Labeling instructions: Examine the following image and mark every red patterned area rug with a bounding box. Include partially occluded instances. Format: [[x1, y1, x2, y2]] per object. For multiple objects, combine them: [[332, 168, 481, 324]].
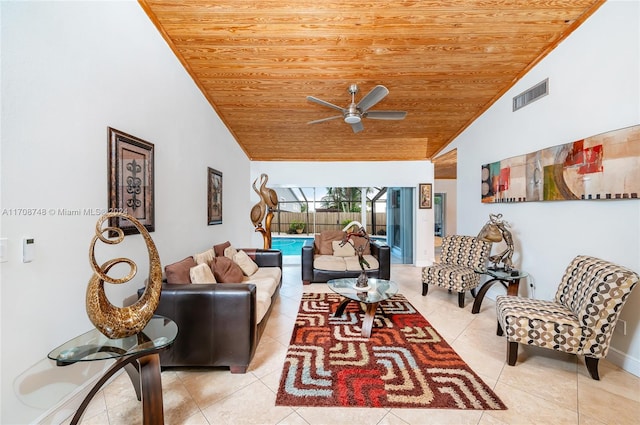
[[276, 293, 506, 410]]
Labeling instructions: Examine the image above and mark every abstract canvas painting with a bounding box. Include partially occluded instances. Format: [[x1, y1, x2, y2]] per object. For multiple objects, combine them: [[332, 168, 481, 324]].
[[481, 124, 639, 203]]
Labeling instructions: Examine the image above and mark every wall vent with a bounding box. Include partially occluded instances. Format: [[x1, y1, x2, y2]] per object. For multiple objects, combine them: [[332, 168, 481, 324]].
[[513, 78, 549, 111]]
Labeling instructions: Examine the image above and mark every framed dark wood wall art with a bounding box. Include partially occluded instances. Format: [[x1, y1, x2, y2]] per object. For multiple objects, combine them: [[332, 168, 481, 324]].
[[108, 127, 155, 235], [208, 167, 222, 225], [419, 183, 432, 209]]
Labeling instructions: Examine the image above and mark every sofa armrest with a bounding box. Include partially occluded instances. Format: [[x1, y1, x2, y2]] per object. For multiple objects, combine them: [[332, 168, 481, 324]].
[[138, 283, 257, 368], [301, 244, 315, 284], [240, 248, 282, 269], [371, 240, 391, 280]]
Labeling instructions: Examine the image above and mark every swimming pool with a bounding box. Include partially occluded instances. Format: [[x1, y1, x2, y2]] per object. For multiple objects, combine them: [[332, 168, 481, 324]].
[[272, 236, 387, 256], [271, 237, 313, 256]]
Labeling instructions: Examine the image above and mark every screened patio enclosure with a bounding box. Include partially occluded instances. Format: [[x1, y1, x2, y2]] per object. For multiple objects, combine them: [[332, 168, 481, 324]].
[[271, 187, 414, 264]]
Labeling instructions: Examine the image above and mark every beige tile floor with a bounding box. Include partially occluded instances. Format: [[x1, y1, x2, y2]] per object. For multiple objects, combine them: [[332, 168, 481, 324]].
[[73, 264, 640, 425]]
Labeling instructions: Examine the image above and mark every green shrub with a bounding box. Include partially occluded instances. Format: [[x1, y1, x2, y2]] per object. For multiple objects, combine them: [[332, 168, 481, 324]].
[[289, 221, 305, 233]]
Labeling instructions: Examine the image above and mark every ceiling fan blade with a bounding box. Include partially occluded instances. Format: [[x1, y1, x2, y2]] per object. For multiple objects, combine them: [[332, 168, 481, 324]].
[[357, 85, 389, 112], [307, 96, 345, 113], [364, 110, 407, 120], [350, 121, 364, 133], [308, 115, 342, 124]]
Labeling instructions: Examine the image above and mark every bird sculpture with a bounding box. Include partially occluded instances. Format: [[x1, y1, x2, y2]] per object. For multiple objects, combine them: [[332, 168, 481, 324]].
[[250, 173, 278, 249], [250, 175, 266, 228], [258, 173, 278, 248], [259, 173, 278, 210]]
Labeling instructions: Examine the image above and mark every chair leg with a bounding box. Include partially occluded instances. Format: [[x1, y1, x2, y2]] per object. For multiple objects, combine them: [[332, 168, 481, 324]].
[[422, 282, 428, 296], [507, 341, 518, 365], [458, 292, 465, 308], [497, 322, 504, 336], [585, 356, 600, 380]]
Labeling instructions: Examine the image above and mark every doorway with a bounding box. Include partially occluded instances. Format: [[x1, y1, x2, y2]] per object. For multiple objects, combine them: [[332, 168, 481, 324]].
[[434, 193, 446, 237], [386, 187, 414, 264]]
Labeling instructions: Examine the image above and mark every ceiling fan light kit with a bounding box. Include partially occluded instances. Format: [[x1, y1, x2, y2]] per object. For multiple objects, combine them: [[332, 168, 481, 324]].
[[344, 113, 361, 124], [307, 84, 406, 133]]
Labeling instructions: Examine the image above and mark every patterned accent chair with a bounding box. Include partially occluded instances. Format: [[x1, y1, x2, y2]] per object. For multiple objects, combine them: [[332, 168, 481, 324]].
[[496, 255, 639, 380], [421, 235, 493, 308]]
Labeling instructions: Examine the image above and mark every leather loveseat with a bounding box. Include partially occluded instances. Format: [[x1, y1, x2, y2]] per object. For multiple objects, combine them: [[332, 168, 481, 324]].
[[139, 247, 281, 373], [301, 230, 391, 284]]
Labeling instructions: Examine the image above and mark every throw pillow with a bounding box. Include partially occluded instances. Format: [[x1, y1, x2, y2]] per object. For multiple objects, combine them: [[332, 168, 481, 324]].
[[210, 256, 244, 283], [233, 249, 259, 276], [213, 241, 231, 258], [332, 240, 356, 257], [189, 263, 217, 284], [352, 237, 372, 255], [193, 248, 215, 265], [165, 256, 196, 284], [318, 230, 346, 255], [224, 245, 238, 260]]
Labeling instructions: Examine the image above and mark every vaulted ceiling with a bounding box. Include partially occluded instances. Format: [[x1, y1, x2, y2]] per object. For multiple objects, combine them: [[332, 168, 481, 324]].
[[140, 0, 604, 162]]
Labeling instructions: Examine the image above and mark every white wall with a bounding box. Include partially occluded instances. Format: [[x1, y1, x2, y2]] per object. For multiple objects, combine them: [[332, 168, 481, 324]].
[[250, 161, 436, 266], [447, 0, 640, 374], [1, 2, 252, 423], [434, 179, 457, 236]]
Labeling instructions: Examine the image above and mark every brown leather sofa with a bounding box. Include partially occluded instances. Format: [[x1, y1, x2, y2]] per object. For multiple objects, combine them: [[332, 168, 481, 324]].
[[301, 231, 391, 284], [139, 248, 281, 373]]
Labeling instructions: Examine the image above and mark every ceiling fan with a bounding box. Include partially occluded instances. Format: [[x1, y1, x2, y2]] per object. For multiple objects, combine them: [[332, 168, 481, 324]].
[[307, 84, 407, 133]]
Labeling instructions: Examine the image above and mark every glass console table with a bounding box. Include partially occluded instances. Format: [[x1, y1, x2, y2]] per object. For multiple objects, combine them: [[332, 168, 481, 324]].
[[327, 278, 398, 337], [48, 315, 177, 425], [472, 268, 529, 314]]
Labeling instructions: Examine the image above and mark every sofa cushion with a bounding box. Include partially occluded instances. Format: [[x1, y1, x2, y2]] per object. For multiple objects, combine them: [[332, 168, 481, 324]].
[[213, 241, 231, 258], [224, 245, 238, 260], [165, 256, 196, 284], [345, 254, 380, 272], [314, 230, 372, 256], [332, 240, 356, 257], [315, 230, 345, 255], [193, 248, 215, 265], [234, 250, 259, 276], [189, 263, 217, 284], [314, 255, 347, 272], [247, 267, 282, 286], [210, 256, 244, 283], [352, 237, 372, 255], [254, 288, 272, 323], [244, 267, 281, 323]]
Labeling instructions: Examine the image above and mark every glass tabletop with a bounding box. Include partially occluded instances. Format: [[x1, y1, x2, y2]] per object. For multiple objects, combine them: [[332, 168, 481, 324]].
[[327, 278, 398, 304], [48, 315, 177, 365], [483, 268, 529, 280]]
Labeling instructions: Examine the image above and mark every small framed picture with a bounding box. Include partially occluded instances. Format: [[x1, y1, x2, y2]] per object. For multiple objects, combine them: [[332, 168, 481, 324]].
[[208, 167, 222, 225], [108, 127, 155, 235], [419, 183, 432, 209]]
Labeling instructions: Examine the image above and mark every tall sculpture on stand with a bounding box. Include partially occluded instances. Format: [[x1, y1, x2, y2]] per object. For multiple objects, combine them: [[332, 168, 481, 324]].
[[478, 213, 515, 271], [250, 173, 278, 249]]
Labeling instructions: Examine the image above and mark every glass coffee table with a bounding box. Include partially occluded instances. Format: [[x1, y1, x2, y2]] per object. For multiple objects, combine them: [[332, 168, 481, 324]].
[[327, 278, 398, 337]]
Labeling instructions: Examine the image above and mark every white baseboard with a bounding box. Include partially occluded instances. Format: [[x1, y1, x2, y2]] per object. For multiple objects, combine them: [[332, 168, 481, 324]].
[[606, 346, 640, 377]]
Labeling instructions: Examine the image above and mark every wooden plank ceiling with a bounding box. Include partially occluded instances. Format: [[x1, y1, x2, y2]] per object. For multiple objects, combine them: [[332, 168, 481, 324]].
[[140, 0, 603, 162]]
